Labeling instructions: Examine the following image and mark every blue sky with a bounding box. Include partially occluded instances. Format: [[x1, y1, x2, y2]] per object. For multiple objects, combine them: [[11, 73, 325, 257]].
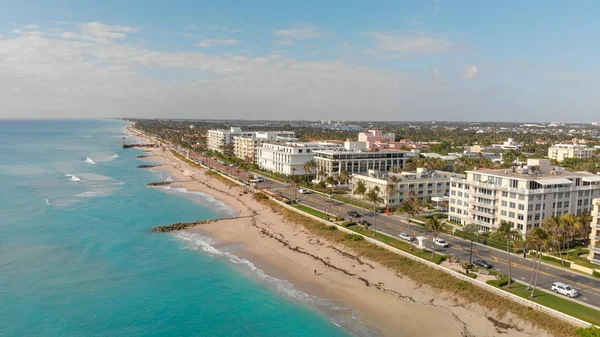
[[1, 0, 599, 121]]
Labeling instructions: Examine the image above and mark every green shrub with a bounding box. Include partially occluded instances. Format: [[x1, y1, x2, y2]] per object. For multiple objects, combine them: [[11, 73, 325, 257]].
[[342, 221, 357, 227], [540, 254, 572, 267], [574, 327, 600, 337], [253, 192, 269, 201], [343, 233, 364, 241], [594, 270, 600, 278]]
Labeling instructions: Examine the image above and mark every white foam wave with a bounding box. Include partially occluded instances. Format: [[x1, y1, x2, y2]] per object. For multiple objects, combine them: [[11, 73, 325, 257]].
[[45, 198, 50, 206], [110, 154, 119, 159], [157, 186, 236, 217], [65, 174, 81, 182], [84, 157, 96, 165], [174, 232, 378, 337]]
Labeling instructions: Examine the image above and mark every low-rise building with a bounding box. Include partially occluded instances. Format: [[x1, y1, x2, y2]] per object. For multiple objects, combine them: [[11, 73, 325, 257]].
[[589, 198, 600, 265], [493, 138, 523, 151], [358, 129, 396, 149], [350, 168, 464, 206], [548, 144, 593, 162], [255, 142, 341, 175], [448, 159, 600, 236], [313, 145, 412, 178], [233, 132, 297, 161]]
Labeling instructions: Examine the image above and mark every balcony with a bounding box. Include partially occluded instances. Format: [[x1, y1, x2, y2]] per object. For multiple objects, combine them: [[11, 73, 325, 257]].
[[591, 259, 600, 266]]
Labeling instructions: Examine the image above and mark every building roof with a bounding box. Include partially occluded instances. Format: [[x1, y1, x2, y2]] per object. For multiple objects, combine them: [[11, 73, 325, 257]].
[[467, 168, 596, 180], [534, 178, 574, 185]]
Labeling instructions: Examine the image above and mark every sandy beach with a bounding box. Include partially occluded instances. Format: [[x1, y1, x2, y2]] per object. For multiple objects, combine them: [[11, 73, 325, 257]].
[[140, 145, 553, 337]]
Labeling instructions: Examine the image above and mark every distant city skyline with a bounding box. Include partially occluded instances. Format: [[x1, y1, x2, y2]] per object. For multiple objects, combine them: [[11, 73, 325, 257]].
[[1, 1, 600, 122]]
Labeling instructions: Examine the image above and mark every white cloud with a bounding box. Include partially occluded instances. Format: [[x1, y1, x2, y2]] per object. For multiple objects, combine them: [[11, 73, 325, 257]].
[[273, 25, 326, 40], [464, 64, 479, 80], [79, 22, 139, 40], [363, 32, 453, 55], [275, 40, 295, 45], [196, 39, 240, 47], [61, 32, 77, 39], [432, 67, 441, 77], [24, 24, 40, 29], [12, 29, 45, 36]]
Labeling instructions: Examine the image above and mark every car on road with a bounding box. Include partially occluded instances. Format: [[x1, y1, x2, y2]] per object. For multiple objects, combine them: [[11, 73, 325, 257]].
[[551, 282, 578, 298], [433, 237, 449, 248], [473, 259, 492, 269], [298, 188, 312, 194], [347, 210, 362, 218], [398, 233, 414, 241], [359, 219, 371, 227]]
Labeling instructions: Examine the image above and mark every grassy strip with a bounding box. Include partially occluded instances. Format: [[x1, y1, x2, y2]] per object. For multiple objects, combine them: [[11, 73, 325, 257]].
[[254, 192, 580, 337], [491, 283, 600, 326], [170, 150, 203, 169], [292, 204, 328, 218], [204, 170, 239, 187]]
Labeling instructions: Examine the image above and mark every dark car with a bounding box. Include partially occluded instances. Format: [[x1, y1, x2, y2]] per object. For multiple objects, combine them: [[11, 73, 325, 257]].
[[473, 259, 492, 269], [359, 219, 371, 227], [347, 210, 357, 216]]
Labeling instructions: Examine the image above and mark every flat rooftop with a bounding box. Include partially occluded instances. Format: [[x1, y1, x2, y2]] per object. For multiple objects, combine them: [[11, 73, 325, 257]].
[[466, 168, 599, 180]]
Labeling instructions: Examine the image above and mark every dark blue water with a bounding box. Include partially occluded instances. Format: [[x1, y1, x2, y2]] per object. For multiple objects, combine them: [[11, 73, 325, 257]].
[[0, 120, 359, 337]]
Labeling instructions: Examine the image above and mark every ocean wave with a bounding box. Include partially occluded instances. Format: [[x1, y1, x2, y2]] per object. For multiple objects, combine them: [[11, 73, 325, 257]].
[[84, 157, 96, 165], [174, 232, 379, 337], [110, 154, 119, 159], [156, 186, 236, 217], [65, 174, 81, 182]]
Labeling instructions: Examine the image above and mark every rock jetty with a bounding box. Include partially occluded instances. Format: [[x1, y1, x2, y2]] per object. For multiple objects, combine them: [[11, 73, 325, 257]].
[[151, 220, 215, 232], [137, 155, 150, 158], [147, 181, 174, 186], [123, 143, 155, 149], [137, 164, 158, 168]]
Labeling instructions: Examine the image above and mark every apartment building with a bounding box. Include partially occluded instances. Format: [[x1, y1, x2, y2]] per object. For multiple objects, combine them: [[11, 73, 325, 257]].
[[357, 129, 396, 149], [255, 142, 341, 175], [232, 132, 297, 161], [548, 144, 594, 162], [207, 127, 294, 153], [589, 199, 600, 265], [350, 168, 464, 206], [313, 145, 411, 178], [448, 159, 600, 236]]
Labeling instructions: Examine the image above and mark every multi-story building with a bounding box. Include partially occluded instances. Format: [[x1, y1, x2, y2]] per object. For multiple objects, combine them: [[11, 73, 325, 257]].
[[350, 168, 464, 206], [233, 132, 296, 161], [358, 129, 396, 149], [207, 127, 294, 153], [548, 144, 593, 162], [313, 145, 411, 178], [255, 142, 341, 175], [492, 138, 523, 151], [589, 199, 600, 265], [448, 159, 600, 236]]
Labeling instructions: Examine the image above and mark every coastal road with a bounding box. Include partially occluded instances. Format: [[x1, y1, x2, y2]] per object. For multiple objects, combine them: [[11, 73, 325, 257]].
[[264, 182, 600, 311]]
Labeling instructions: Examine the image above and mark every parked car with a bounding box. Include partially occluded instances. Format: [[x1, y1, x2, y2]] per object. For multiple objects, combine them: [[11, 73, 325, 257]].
[[359, 219, 371, 227], [433, 237, 449, 248], [398, 233, 414, 241], [473, 259, 492, 269], [551, 282, 578, 298], [298, 188, 312, 194], [438, 208, 448, 212]]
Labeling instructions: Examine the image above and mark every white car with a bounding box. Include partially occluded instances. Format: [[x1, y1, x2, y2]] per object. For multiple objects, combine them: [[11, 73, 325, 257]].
[[551, 282, 578, 298], [398, 233, 414, 241], [298, 188, 311, 194], [433, 237, 449, 248]]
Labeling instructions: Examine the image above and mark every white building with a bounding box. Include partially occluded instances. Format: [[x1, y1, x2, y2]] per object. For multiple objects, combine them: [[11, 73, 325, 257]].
[[493, 138, 523, 151], [548, 144, 594, 162], [208, 127, 294, 153], [233, 132, 297, 161], [313, 145, 412, 178], [350, 168, 464, 206], [448, 159, 600, 236], [357, 129, 395, 149], [255, 142, 341, 175], [589, 198, 600, 265]]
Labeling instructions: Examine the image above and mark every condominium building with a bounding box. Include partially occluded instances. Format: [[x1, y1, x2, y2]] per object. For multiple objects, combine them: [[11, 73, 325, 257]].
[[350, 168, 464, 206], [448, 159, 600, 236], [589, 199, 600, 265], [207, 127, 294, 153], [313, 145, 411, 178], [357, 129, 396, 149], [255, 142, 341, 175], [233, 132, 297, 161], [548, 144, 594, 162]]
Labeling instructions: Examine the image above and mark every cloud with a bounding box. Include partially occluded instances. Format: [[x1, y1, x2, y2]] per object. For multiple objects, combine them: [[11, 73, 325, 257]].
[[24, 24, 40, 29], [0, 34, 3, 39], [12, 29, 45, 36], [432, 67, 441, 77], [186, 24, 199, 30], [79, 22, 139, 40], [275, 40, 295, 45], [273, 25, 326, 40], [61, 32, 77, 39], [196, 39, 240, 47], [464, 64, 479, 79], [363, 32, 453, 55]]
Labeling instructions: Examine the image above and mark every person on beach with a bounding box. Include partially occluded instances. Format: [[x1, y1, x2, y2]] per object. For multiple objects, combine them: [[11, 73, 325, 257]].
[[314, 269, 317, 276]]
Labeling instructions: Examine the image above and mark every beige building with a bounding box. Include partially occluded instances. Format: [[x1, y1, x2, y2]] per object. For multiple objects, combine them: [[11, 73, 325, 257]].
[[350, 168, 464, 206], [208, 127, 294, 153], [448, 159, 600, 236], [233, 132, 297, 161], [589, 199, 600, 265], [548, 144, 593, 162]]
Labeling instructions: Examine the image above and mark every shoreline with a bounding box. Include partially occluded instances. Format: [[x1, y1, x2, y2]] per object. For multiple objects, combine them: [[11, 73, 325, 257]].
[[139, 145, 550, 337]]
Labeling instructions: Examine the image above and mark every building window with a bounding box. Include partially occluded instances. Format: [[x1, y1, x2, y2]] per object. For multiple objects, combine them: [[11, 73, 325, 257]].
[[509, 202, 516, 208], [518, 204, 525, 210], [509, 212, 515, 218], [501, 210, 507, 216], [501, 200, 508, 207], [517, 214, 524, 220]]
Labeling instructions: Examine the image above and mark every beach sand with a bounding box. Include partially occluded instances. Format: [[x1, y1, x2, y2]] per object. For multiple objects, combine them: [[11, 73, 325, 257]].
[[142, 145, 552, 337]]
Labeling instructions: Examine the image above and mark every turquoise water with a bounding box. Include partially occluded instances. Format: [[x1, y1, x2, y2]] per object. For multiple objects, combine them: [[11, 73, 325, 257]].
[[0, 120, 367, 337]]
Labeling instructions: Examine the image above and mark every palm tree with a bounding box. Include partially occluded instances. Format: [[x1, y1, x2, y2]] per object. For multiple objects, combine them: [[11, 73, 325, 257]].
[[491, 221, 522, 288], [338, 170, 350, 187], [353, 180, 367, 211], [425, 216, 445, 258], [542, 216, 566, 266], [525, 227, 550, 298], [325, 176, 334, 193], [463, 223, 480, 264], [366, 186, 383, 237], [291, 168, 298, 201], [385, 181, 397, 207], [303, 160, 316, 184], [578, 211, 593, 243], [561, 213, 581, 250], [401, 196, 422, 251]]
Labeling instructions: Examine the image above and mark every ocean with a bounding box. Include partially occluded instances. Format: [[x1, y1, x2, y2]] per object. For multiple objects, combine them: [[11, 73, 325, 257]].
[[0, 120, 360, 337]]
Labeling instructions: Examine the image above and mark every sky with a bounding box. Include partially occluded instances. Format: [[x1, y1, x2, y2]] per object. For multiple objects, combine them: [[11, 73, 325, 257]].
[[1, 1, 599, 122]]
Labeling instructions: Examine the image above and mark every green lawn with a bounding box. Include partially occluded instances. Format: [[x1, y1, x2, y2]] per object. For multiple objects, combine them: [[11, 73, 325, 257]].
[[345, 224, 445, 264], [292, 204, 328, 219], [498, 283, 600, 326]]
